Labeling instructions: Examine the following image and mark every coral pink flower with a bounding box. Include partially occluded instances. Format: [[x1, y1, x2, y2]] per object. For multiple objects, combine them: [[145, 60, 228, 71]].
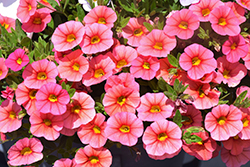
[[0, 58, 8, 80], [222, 34, 248, 63], [181, 105, 202, 129], [217, 55, 247, 87], [205, 104, 243, 141], [52, 21, 85, 52], [53, 158, 76, 167], [0, 14, 15, 32], [137, 92, 174, 122], [0, 100, 22, 133], [57, 49, 89, 82], [238, 108, 250, 140], [104, 73, 139, 92], [143, 119, 182, 156], [77, 113, 107, 148], [23, 59, 58, 89], [122, 17, 152, 47], [236, 0, 250, 10], [236, 86, 250, 99], [60, 127, 78, 137], [17, 0, 37, 23], [193, 71, 217, 84], [7, 137, 43, 166], [30, 111, 64, 141], [164, 9, 200, 40], [209, 5, 241, 36], [179, 43, 217, 80], [84, 6, 117, 28], [225, 2, 246, 24], [243, 44, 250, 70], [137, 29, 176, 57], [5, 48, 29, 71], [189, 0, 223, 22], [15, 82, 37, 115], [35, 82, 70, 115], [62, 92, 95, 129], [130, 55, 160, 80], [148, 148, 181, 160], [21, 9, 51, 33], [53, 49, 73, 64], [105, 112, 143, 146], [80, 23, 113, 54], [182, 131, 217, 160], [74, 145, 112, 167], [82, 53, 115, 86], [222, 135, 250, 155], [103, 84, 140, 116], [1, 86, 14, 100]]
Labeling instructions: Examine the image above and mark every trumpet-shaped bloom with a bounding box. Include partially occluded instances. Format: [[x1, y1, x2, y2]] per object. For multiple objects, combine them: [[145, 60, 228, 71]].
[[179, 43, 217, 80], [222, 135, 250, 155], [143, 120, 182, 156], [77, 113, 107, 148], [17, 0, 37, 23], [205, 104, 243, 141], [23, 59, 58, 89], [75, 145, 112, 167], [0, 58, 8, 80], [0, 100, 22, 133], [35, 82, 70, 115], [57, 49, 89, 82], [105, 112, 143, 146], [236, 0, 250, 10], [54, 49, 73, 64], [103, 84, 140, 116], [60, 127, 78, 137], [7, 138, 43, 166], [53, 158, 76, 167], [243, 44, 250, 70], [0, 14, 15, 32], [137, 29, 176, 57], [80, 23, 113, 54], [209, 5, 241, 36], [84, 6, 117, 28], [1, 86, 14, 100], [238, 108, 250, 140], [5, 48, 29, 71], [137, 92, 174, 122], [225, 2, 246, 24], [181, 104, 202, 129], [52, 21, 85, 52], [164, 9, 200, 40]]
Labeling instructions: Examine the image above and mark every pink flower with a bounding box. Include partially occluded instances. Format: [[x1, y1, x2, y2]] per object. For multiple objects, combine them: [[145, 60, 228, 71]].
[[143, 119, 182, 156], [137, 92, 174, 122], [205, 104, 243, 141], [52, 21, 85, 52], [236, 0, 250, 10], [179, 43, 217, 80], [17, 0, 37, 23], [137, 29, 176, 57], [0, 100, 22, 133], [23, 59, 58, 89], [53, 49, 72, 64], [60, 127, 78, 137], [35, 82, 70, 115], [105, 112, 143, 146], [84, 6, 117, 28], [209, 5, 241, 36], [53, 158, 76, 167], [225, 2, 246, 24], [164, 9, 200, 39], [57, 49, 89, 82], [103, 84, 140, 116], [148, 148, 181, 160], [130, 55, 160, 80], [0, 14, 15, 32], [181, 104, 202, 129], [222, 135, 250, 155], [74, 145, 112, 167], [77, 113, 107, 148], [243, 44, 250, 70], [7, 138, 43, 166], [1, 86, 14, 100], [5, 48, 29, 71], [80, 23, 113, 54], [0, 58, 8, 80], [238, 108, 250, 140]]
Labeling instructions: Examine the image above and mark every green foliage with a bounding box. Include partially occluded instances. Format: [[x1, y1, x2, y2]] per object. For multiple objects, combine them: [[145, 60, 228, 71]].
[[167, 54, 179, 68], [77, 4, 85, 22], [143, 22, 154, 32], [173, 109, 182, 128], [234, 90, 250, 108], [197, 26, 210, 40], [182, 126, 204, 144]]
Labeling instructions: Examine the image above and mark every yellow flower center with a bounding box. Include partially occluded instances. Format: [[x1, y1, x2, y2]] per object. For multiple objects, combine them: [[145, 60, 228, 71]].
[[150, 105, 161, 113], [198, 86, 205, 98], [192, 57, 201, 66], [223, 69, 230, 79], [217, 116, 227, 125], [201, 8, 210, 17], [233, 135, 239, 140], [98, 17, 106, 24], [93, 125, 101, 134], [231, 43, 237, 50], [178, 21, 188, 29], [197, 141, 203, 145], [44, 119, 52, 126], [153, 42, 163, 50], [117, 96, 126, 105], [157, 132, 168, 141], [94, 68, 105, 78], [0, 70, 2, 76], [37, 72, 47, 80], [16, 58, 22, 65], [91, 35, 101, 44], [72, 62, 80, 71], [28, 4, 32, 11], [133, 28, 143, 36], [116, 59, 127, 68], [33, 18, 42, 25], [218, 18, 227, 26], [242, 117, 249, 127], [66, 34, 76, 43], [71, 105, 81, 114], [119, 125, 130, 133], [48, 94, 57, 102], [89, 156, 99, 164], [143, 62, 150, 69], [9, 111, 16, 119], [43, 0, 48, 3], [29, 89, 38, 99], [182, 116, 193, 125], [241, 0, 246, 5], [21, 147, 32, 156], [1, 23, 9, 29]]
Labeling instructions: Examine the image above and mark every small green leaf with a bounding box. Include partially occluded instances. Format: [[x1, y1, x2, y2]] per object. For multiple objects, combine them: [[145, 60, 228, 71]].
[[47, 0, 59, 9], [21, 37, 32, 48], [167, 54, 179, 67], [68, 88, 76, 98], [61, 82, 67, 90], [77, 4, 85, 22], [158, 77, 168, 91], [173, 109, 182, 128], [143, 22, 153, 32], [234, 90, 248, 106], [173, 78, 180, 92], [190, 135, 202, 143], [120, 17, 130, 28]]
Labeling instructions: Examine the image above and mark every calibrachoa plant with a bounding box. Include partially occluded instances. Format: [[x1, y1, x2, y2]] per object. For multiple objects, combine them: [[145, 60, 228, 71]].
[[1, 0, 250, 167]]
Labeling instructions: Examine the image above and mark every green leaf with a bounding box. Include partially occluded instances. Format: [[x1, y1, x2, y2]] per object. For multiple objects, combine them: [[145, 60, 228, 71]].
[[173, 109, 182, 128], [143, 22, 153, 32], [68, 88, 76, 98], [234, 90, 248, 106], [61, 81, 67, 90], [173, 78, 180, 92], [163, 91, 177, 101], [117, 0, 134, 12], [120, 17, 130, 28], [158, 77, 168, 91], [167, 54, 179, 67], [186, 126, 204, 133], [21, 37, 32, 48], [47, 0, 59, 9], [190, 135, 202, 143], [77, 4, 85, 22]]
